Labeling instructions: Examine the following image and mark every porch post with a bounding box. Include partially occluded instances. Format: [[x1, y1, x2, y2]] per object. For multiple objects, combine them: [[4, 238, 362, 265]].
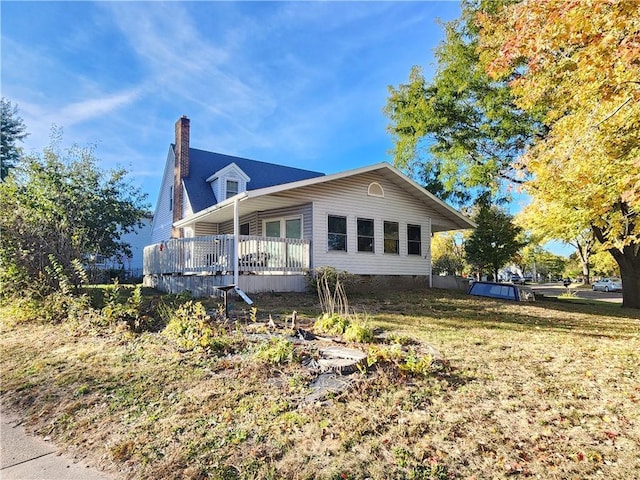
[[233, 197, 239, 286]]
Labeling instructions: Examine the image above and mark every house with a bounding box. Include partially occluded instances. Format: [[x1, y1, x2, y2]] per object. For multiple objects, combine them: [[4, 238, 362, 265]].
[[87, 214, 152, 282], [144, 116, 475, 297]]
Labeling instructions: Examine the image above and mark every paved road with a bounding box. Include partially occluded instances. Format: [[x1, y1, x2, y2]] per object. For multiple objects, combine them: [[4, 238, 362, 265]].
[[531, 283, 623, 304], [1, 406, 114, 480]]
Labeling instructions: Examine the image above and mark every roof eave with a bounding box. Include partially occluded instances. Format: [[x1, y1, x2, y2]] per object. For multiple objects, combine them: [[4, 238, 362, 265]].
[[174, 192, 249, 228]]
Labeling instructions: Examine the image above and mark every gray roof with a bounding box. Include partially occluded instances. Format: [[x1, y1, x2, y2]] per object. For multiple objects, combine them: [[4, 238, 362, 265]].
[[181, 147, 325, 212]]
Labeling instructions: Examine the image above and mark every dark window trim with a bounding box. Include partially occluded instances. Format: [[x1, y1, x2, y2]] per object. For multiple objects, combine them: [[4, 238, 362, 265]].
[[357, 217, 375, 253], [328, 214, 347, 252], [384, 220, 399, 254], [407, 224, 422, 256]]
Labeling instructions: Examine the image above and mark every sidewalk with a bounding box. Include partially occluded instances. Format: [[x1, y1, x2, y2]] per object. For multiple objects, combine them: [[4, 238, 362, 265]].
[[1, 406, 114, 480]]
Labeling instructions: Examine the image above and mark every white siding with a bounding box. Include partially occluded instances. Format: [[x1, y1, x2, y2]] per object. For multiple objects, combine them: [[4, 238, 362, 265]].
[[183, 186, 193, 217], [151, 148, 176, 243], [122, 218, 152, 272], [278, 172, 433, 276], [195, 222, 219, 236]]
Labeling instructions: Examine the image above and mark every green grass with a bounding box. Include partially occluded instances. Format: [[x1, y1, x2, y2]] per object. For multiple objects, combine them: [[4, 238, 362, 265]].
[[1, 288, 639, 479]]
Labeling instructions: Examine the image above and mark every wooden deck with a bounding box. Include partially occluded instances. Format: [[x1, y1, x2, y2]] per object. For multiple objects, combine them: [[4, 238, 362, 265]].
[[143, 235, 310, 276], [143, 235, 310, 296]]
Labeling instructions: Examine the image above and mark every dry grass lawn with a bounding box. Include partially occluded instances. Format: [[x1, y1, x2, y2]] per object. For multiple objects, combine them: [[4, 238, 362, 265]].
[[1, 288, 639, 479]]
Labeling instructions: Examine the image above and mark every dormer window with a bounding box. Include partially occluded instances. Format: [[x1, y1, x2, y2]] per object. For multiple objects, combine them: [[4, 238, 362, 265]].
[[206, 162, 250, 204], [226, 180, 239, 199]]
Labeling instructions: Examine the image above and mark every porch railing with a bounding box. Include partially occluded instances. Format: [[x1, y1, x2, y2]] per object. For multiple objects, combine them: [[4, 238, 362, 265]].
[[143, 235, 310, 275]]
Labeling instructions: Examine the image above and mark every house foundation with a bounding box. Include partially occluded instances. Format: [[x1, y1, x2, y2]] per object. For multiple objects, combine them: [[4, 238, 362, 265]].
[[143, 273, 308, 298]]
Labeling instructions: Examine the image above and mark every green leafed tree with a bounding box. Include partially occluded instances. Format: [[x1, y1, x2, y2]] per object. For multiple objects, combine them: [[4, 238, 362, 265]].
[[1, 98, 29, 180], [515, 205, 596, 284], [465, 203, 525, 281], [516, 241, 568, 283], [478, 0, 640, 307], [431, 232, 467, 276], [383, 0, 542, 206], [0, 132, 149, 296]]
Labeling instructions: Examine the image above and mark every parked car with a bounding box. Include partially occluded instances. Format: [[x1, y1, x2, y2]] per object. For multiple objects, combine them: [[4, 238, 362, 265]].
[[468, 281, 535, 302], [591, 278, 622, 292], [510, 274, 525, 285]]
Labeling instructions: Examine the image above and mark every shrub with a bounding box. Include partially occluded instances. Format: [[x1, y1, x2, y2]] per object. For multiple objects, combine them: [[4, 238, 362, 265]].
[[366, 344, 434, 377], [164, 301, 234, 354], [101, 281, 152, 332], [314, 313, 349, 335], [0, 295, 41, 324], [314, 312, 374, 343], [253, 337, 296, 364], [366, 344, 405, 367], [307, 266, 353, 292], [343, 317, 374, 343], [311, 267, 354, 317], [399, 348, 434, 377], [41, 291, 93, 324]]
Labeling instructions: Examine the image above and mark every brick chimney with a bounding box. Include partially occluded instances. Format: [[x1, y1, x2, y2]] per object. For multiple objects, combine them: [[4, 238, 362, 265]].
[[172, 115, 190, 238]]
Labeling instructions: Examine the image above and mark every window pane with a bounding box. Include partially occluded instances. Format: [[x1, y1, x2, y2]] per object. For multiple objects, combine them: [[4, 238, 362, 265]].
[[226, 180, 239, 199], [357, 218, 374, 252], [384, 221, 398, 238], [328, 215, 346, 234], [407, 224, 421, 256], [328, 215, 347, 251], [328, 233, 347, 251], [285, 218, 301, 239], [265, 220, 280, 237], [240, 223, 250, 235], [357, 218, 374, 237], [384, 221, 399, 254], [407, 224, 421, 241], [358, 236, 374, 252]]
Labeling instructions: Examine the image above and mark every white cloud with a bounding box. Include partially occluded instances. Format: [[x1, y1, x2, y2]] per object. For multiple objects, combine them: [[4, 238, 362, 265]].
[[2, 0, 459, 206], [60, 89, 142, 127]]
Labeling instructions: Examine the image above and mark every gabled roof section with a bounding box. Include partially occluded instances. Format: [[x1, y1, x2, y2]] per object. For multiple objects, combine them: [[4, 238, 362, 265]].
[[206, 162, 251, 183], [182, 147, 325, 213], [176, 162, 476, 232]]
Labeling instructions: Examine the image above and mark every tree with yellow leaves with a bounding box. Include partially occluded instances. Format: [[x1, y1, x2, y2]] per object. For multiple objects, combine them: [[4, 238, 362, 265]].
[[479, 0, 640, 308]]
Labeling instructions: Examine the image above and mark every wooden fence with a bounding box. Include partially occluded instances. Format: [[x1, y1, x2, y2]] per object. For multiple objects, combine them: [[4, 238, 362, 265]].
[[143, 235, 310, 276]]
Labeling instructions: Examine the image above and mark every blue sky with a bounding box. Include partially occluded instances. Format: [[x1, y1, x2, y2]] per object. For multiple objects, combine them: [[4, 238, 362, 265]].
[[2, 1, 461, 200], [1, 1, 571, 256]]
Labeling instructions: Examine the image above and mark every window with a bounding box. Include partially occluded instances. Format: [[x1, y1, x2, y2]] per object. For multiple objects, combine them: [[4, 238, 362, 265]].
[[328, 215, 347, 251], [207, 164, 250, 202], [384, 221, 399, 254], [226, 179, 239, 199], [357, 218, 374, 252], [265, 220, 281, 238], [407, 224, 421, 256], [286, 218, 301, 239], [169, 186, 173, 211], [240, 222, 250, 235], [264, 216, 302, 239]]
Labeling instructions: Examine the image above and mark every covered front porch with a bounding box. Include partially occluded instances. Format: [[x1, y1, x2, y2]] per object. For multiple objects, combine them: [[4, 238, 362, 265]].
[[143, 235, 311, 297]]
